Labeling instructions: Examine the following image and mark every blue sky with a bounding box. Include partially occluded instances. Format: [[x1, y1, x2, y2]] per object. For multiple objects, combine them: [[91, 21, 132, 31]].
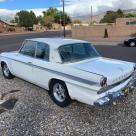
[[0, 0, 60, 10], [0, 0, 136, 17]]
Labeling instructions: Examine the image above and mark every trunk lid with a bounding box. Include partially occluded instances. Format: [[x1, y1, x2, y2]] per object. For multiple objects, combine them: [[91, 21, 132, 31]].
[[73, 57, 134, 85]]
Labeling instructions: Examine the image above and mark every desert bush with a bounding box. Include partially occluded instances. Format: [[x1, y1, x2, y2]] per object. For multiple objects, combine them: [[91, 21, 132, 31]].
[[131, 33, 136, 37], [7, 27, 16, 32]]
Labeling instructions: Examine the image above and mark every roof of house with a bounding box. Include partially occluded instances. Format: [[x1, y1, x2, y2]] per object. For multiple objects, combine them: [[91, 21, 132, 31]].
[[0, 19, 16, 26], [0, 19, 10, 25]]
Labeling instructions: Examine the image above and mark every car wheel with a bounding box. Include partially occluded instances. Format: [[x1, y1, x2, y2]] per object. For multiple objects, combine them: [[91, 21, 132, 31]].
[[129, 41, 136, 47], [49, 80, 71, 107], [2, 63, 15, 79]]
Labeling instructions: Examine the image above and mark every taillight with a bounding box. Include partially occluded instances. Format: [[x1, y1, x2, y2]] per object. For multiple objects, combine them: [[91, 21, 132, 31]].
[[100, 77, 107, 87]]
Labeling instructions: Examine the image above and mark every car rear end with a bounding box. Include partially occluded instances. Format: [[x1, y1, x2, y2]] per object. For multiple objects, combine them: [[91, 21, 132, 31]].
[[124, 38, 136, 47], [94, 64, 136, 106]]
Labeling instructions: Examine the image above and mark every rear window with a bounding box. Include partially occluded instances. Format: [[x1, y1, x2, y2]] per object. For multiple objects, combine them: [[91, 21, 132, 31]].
[[59, 43, 100, 63]]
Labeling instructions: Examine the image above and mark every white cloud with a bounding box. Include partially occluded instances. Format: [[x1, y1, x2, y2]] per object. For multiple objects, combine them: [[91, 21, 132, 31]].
[[63, 0, 136, 16], [0, 9, 18, 17], [0, 0, 136, 19], [0, 8, 46, 18], [28, 8, 47, 16]]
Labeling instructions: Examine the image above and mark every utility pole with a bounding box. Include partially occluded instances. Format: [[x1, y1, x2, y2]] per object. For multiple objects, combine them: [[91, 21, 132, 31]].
[[62, 0, 66, 37], [60, 13, 62, 37], [90, 5, 93, 25]]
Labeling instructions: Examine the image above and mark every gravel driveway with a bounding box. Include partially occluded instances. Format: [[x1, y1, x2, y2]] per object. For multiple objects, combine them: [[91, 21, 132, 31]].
[[0, 69, 136, 136]]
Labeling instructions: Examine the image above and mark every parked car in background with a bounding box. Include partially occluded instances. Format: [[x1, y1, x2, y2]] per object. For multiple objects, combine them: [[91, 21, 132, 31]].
[[24, 27, 33, 31], [124, 37, 136, 47], [0, 38, 136, 107]]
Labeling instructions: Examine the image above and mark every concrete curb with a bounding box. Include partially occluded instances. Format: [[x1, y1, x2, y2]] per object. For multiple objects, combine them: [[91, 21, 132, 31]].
[[92, 42, 123, 46], [0, 30, 65, 36], [0, 31, 45, 36]]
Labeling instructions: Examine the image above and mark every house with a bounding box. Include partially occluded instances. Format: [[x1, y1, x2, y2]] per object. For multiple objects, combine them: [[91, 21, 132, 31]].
[[33, 23, 46, 31], [0, 19, 16, 33], [0, 19, 10, 32], [52, 23, 72, 30], [52, 23, 61, 30], [116, 18, 136, 26]]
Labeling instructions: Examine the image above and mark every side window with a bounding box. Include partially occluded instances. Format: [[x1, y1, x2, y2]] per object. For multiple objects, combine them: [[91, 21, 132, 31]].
[[35, 42, 49, 61], [20, 40, 36, 57]]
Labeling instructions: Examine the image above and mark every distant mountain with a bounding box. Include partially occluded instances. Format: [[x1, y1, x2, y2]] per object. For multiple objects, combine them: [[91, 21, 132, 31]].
[[124, 8, 136, 13], [72, 8, 136, 23], [72, 13, 105, 23], [0, 15, 14, 23]]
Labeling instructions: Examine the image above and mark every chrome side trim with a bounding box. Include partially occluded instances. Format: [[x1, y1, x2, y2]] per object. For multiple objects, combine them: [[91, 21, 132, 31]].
[[3, 56, 98, 86]]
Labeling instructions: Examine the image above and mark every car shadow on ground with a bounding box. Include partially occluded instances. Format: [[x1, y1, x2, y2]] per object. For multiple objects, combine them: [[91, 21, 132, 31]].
[[0, 74, 135, 135]]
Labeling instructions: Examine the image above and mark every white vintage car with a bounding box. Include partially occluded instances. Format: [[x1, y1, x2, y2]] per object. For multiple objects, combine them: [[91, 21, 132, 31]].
[[0, 38, 136, 107]]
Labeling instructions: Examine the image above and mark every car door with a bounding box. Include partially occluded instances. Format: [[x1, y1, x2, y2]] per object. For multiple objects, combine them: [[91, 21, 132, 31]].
[[12, 40, 36, 82], [32, 42, 51, 89]]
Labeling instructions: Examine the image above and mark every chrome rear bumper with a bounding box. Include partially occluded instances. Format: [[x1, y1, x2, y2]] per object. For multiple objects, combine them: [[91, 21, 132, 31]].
[[94, 75, 136, 106]]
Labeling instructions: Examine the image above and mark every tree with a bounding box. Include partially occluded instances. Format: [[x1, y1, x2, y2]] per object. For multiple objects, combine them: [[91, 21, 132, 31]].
[[73, 19, 82, 24], [37, 15, 44, 26], [100, 9, 125, 23], [44, 16, 54, 29], [54, 11, 72, 25], [15, 10, 38, 28], [30, 11, 38, 25], [125, 13, 136, 18], [100, 11, 117, 23], [43, 7, 58, 17], [117, 9, 124, 18], [42, 8, 58, 29], [10, 20, 16, 24], [42, 7, 71, 29]]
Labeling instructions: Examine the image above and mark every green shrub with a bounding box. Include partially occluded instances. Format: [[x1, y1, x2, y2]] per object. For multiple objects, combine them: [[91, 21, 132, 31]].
[[131, 33, 136, 37], [7, 27, 16, 32]]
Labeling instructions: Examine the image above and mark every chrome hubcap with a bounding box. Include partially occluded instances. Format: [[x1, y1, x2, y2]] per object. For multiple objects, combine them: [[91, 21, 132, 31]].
[[53, 83, 66, 102], [130, 42, 135, 47], [3, 65, 10, 77]]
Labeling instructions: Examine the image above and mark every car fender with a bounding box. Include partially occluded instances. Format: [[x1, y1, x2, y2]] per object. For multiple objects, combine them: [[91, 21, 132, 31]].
[[0, 56, 14, 74]]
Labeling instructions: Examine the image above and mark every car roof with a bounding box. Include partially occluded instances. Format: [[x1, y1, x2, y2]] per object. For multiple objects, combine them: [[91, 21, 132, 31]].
[[27, 38, 89, 49]]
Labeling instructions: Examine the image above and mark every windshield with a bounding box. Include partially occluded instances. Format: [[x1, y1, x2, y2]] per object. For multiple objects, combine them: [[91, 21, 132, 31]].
[[59, 43, 100, 63]]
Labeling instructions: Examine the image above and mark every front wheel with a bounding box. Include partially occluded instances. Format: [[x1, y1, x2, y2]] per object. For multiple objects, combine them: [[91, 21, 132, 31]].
[[129, 41, 136, 47], [2, 63, 15, 79], [49, 80, 71, 107]]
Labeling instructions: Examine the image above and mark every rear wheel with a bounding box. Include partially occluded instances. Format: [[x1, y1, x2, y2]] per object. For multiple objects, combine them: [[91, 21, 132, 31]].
[[49, 80, 71, 107], [2, 63, 15, 79], [129, 41, 136, 47]]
